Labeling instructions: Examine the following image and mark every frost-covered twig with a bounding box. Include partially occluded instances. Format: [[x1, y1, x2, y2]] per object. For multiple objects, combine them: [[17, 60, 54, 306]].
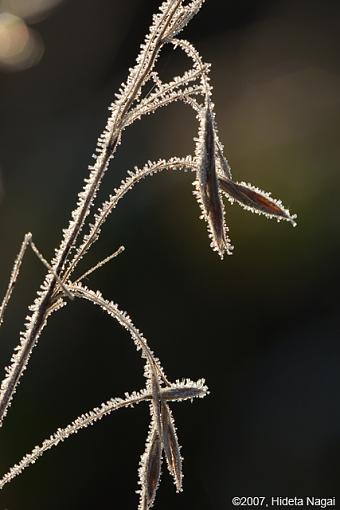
[[0, 233, 32, 328], [0, 391, 147, 491], [74, 245, 125, 284]]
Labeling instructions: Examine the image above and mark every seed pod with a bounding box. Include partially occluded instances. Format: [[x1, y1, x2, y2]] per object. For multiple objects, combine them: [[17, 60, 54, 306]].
[[219, 176, 297, 225], [161, 401, 183, 491], [139, 425, 162, 510], [194, 100, 232, 257], [161, 383, 208, 402]]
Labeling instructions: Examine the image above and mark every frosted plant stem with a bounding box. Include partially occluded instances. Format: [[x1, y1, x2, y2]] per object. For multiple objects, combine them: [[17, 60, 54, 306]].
[[0, 0, 186, 428], [0, 391, 149, 490], [0, 233, 32, 329], [73, 246, 125, 284]]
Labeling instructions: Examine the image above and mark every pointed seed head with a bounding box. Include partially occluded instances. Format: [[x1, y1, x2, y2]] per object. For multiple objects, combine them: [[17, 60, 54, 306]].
[[161, 401, 183, 492]]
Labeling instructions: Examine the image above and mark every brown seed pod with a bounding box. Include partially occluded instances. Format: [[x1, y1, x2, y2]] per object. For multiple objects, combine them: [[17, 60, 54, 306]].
[[139, 425, 162, 510], [219, 176, 297, 225], [194, 99, 232, 258], [161, 401, 183, 492]]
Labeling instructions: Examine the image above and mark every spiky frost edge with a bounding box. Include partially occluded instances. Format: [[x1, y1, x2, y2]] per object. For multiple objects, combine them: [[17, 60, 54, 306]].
[[0, 390, 148, 490], [220, 179, 297, 226], [0, 233, 32, 328], [161, 378, 208, 402]]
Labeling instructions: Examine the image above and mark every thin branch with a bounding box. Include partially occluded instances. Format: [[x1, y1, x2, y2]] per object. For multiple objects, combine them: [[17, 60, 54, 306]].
[[0, 390, 149, 491], [0, 233, 31, 329], [73, 246, 125, 284]]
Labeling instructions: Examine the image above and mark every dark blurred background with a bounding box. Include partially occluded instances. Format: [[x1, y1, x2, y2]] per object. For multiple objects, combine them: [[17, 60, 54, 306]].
[[1, 0, 340, 508]]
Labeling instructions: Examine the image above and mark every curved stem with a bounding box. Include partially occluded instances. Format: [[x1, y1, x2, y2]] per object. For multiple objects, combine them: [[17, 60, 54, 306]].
[[66, 158, 196, 281], [0, 391, 149, 490], [69, 284, 170, 386]]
